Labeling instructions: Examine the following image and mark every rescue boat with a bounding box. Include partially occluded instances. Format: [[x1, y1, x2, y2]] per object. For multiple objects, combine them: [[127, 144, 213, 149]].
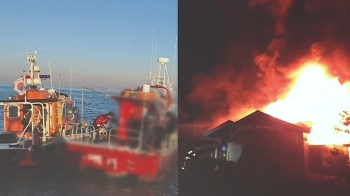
[[56, 57, 178, 182], [0, 51, 83, 167]]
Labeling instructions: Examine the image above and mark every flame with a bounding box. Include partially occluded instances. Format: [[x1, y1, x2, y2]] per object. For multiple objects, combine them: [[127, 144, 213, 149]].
[[263, 62, 350, 145]]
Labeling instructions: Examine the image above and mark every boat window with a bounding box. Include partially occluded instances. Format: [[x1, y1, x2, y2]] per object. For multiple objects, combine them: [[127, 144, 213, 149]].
[[63, 103, 74, 116], [8, 105, 19, 119], [72, 107, 79, 114]]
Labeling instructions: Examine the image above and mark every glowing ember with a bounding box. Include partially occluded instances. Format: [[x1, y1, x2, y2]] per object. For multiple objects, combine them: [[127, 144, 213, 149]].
[[263, 62, 350, 145]]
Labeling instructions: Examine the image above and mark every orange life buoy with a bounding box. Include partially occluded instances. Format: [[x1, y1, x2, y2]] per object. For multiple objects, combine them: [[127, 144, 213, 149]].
[[31, 106, 42, 128]]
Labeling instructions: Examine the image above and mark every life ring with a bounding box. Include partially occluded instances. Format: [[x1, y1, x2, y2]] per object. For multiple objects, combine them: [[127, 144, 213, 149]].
[[31, 106, 42, 128]]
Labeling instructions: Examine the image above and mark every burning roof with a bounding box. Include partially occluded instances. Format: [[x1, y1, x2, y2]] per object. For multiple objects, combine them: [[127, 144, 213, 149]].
[[204, 110, 310, 138], [181, 0, 350, 146], [181, 1, 349, 109], [203, 120, 235, 138]]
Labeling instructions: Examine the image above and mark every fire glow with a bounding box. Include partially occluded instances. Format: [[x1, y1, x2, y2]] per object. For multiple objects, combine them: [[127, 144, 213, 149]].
[[263, 62, 350, 145]]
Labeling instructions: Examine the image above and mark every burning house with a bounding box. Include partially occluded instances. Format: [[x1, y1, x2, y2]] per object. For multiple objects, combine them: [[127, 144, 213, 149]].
[[203, 120, 235, 160], [181, 0, 350, 175], [179, 0, 350, 194], [204, 110, 310, 176], [203, 108, 350, 177], [262, 65, 350, 174]]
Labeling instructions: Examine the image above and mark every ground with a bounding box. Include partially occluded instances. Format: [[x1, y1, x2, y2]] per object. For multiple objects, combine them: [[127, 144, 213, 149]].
[[178, 160, 350, 196]]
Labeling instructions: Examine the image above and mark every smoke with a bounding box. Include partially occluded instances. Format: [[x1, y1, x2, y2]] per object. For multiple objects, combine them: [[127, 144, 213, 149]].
[[178, 104, 189, 123], [248, 0, 294, 35], [186, 0, 350, 125], [310, 40, 350, 84], [302, 0, 350, 83], [188, 0, 294, 125], [188, 61, 291, 125]]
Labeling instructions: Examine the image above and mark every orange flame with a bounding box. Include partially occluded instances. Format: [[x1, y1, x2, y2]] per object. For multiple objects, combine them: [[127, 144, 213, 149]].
[[263, 62, 350, 145]]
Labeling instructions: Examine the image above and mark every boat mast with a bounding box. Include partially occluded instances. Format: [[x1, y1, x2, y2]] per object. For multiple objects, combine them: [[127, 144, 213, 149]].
[[49, 58, 54, 89], [153, 40, 158, 75], [81, 87, 84, 122], [26, 50, 37, 88], [70, 67, 72, 100], [148, 32, 176, 93], [150, 57, 170, 88], [150, 27, 155, 78], [172, 35, 177, 86], [59, 73, 61, 96], [23, 70, 27, 102], [169, 35, 177, 93]]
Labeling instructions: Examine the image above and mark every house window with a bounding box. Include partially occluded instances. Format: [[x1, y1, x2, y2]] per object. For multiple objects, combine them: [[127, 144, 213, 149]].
[[8, 105, 19, 119]]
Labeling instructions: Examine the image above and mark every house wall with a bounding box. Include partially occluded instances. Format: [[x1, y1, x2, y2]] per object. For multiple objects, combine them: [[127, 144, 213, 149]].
[[228, 126, 306, 178], [212, 136, 222, 146], [205, 122, 308, 178], [303, 133, 310, 173], [226, 142, 242, 162], [216, 145, 225, 160], [308, 145, 349, 172], [287, 138, 305, 175], [282, 129, 305, 174]]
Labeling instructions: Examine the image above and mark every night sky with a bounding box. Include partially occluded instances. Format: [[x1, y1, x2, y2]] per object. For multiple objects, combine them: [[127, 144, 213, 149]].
[[179, 0, 350, 124]]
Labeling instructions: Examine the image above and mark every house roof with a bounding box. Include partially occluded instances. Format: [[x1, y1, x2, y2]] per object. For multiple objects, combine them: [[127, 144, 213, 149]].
[[204, 110, 310, 138], [179, 123, 213, 142], [235, 110, 310, 133], [203, 120, 235, 137]]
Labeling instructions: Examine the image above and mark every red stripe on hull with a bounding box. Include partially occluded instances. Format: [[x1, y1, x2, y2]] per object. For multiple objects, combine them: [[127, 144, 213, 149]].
[[61, 142, 176, 181]]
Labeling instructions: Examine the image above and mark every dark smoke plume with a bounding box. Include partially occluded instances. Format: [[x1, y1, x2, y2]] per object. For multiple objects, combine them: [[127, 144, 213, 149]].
[[184, 0, 350, 126]]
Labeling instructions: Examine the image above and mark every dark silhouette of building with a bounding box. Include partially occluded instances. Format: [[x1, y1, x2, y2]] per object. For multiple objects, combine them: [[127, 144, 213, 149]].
[[204, 110, 310, 175]]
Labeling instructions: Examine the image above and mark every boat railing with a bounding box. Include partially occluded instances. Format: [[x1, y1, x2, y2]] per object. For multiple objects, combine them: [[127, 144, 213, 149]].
[[0, 140, 28, 149], [108, 128, 141, 140], [55, 122, 125, 144], [57, 122, 94, 142], [16, 123, 32, 144], [107, 128, 141, 148], [15, 124, 43, 149], [0, 102, 41, 148], [106, 127, 178, 154], [10, 138, 27, 149]]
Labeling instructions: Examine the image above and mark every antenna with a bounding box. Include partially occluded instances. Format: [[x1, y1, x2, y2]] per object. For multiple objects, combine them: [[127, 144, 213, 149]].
[[150, 27, 155, 77], [23, 70, 27, 102], [70, 67, 72, 98], [59, 73, 61, 95], [26, 50, 37, 87], [153, 40, 158, 74], [26, 50, 29, 74], [172, 35, 177, 85], [49, 59, 53, 89], [81, 87, 84, 122]]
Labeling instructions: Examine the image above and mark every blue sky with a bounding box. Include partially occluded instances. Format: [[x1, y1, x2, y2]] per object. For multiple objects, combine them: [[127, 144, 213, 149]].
[[0, 1, 177, 90]]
